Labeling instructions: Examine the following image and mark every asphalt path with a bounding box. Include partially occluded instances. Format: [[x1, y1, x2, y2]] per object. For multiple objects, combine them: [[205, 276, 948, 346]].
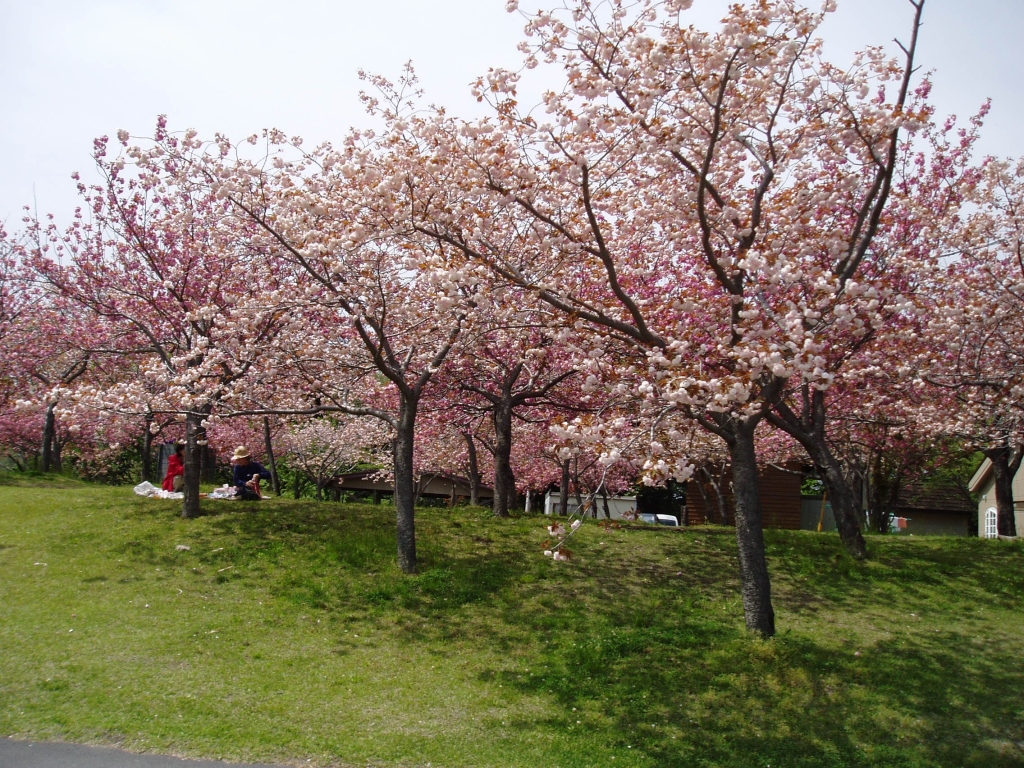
[[0, 739, 288, 768]]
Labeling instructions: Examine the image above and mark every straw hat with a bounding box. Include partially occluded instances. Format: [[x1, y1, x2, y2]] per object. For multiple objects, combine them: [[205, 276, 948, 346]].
[[231, 446, 251, 460]]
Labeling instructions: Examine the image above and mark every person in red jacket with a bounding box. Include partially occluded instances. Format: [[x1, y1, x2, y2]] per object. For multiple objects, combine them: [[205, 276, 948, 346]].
[[162, 441, 185, 492]]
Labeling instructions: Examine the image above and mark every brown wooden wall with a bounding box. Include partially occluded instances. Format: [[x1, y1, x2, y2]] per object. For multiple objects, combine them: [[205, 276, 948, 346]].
[[686, 464, 803, 530]]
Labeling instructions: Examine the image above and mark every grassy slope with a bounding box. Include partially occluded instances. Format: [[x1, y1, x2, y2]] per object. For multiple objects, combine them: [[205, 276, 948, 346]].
[[0, 478, 1022, 768]]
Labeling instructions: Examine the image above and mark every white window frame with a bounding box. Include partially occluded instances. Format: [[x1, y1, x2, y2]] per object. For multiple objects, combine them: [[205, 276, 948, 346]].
[[984, 507, 998, 539]]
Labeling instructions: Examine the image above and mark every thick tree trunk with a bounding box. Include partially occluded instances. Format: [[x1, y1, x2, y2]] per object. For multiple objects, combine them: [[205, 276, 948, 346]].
[[706, 464, 729, 524], [767, 392, 867, 558], [986, 446, 1021, 537], [573, 457, 584, 508], [463, 431, 481, 507], [293, 472, 304, 499], [263, 416, 282, 496], [726, 421, 775, 638], [868, 452, 886, 533], [817, 449, 869, 557], [182, 413, 203, 519], [413, 475, 427, 508], [41, 402, 56, 473], [601, 488, 611, 519], [142, 417, 154, 483], [506, 471, 518, 513], [199, 443, 212, 484], [492, 404, 514, 518], [393, 399, 418, 574], [558, 459, 570, 516]]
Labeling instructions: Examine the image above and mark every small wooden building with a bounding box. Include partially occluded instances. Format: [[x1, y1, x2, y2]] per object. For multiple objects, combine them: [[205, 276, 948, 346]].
[[686, 464, 802, 529], [335, 470, 493, 503], [542, 490, 638, 519], [891, 484, 973, 536]]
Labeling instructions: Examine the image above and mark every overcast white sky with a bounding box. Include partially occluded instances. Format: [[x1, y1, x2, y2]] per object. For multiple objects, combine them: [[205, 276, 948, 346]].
[[1, 0, 1021, 225]]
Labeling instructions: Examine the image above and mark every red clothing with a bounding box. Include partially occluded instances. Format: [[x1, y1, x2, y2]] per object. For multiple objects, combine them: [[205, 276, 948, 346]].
[[163, 453, 184, 491]]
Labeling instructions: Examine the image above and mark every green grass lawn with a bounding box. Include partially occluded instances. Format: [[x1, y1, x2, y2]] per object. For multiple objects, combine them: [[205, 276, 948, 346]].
[[1, 476, 1022, 768]]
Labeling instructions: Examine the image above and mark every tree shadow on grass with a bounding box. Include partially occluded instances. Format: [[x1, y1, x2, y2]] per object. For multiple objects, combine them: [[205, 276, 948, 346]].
[[479, 575, 1024, 768], [765, 531, 1024, 619], [102, 497, 1024, 766], [174, 501, 527, 622]]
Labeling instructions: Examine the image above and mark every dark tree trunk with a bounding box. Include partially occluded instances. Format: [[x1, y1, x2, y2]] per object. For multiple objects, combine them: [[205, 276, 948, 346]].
[[293, 472, 304, 499], [696, 464, 728, 524], [868, 452, 903, 534], [462, 431, 481, 507], [869, 451, 886, 533], [393, 399, 418, 574], [704, 463, 730, 525], [506, 471, 518, 513], [492, 403, 514, 518], [142, 416, 154, 483], [53, 434, 64, 472], [315, 480, 324, 502], [724, 419, 775, 638], [572, 457, 584, 508], [985, 445, 1021, 537], [41, 402, 56, 473], [413, 474, 428, 508], [372, 488, 381, 505], [182, 413, 203, 519], [767, 389, 867, 558], [601, 488, 611, 519], [199, 443, 212, 484], [558, 459, 570, 516], [263, 416, 282, 496], [817, 449, 869, 556]]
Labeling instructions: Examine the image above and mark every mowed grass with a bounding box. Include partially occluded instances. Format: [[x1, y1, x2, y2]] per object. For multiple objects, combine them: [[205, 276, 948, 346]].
[[1, 478, 1023, 767]]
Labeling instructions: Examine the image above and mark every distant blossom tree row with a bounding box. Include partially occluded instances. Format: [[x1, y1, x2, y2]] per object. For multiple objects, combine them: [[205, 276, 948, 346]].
[[2, 0, 1021, 637]]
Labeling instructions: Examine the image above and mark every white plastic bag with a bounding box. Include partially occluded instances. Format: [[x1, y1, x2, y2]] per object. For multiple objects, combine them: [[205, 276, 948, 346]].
[[208, 485, 237, 500], [133, 481, 159, 497]]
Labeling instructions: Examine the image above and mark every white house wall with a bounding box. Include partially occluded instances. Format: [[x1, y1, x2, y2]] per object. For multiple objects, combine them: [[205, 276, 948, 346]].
[[543, 492, 638, 519], [976, 475, 1024, 537]]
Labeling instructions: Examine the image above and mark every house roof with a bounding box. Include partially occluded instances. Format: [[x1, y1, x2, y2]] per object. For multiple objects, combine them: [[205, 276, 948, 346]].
[[896, 483, 974, 514], [336, 469, 494, 494], [968, 458, 993, 494]]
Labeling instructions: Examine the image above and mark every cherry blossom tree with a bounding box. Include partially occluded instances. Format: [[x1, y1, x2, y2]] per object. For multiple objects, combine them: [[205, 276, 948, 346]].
[[919, 158, 1024, 537], [435, 317, 578, 516], [401, 0, 958, 635], [282, 418, 389, 501], [28, 120, 289, 516], [142, 88, 489, 571]]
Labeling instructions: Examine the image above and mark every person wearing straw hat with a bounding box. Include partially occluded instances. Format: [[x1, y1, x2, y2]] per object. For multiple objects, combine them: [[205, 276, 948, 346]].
[[231, 446, 271, 501]]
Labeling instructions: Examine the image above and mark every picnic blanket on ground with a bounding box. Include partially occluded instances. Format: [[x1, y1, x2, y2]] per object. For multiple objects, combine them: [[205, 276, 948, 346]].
[[133, 481, 184, 500]]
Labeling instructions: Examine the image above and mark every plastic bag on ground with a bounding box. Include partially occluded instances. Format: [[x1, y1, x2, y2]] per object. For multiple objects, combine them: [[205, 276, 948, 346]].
[[134, 481, 159, 497]]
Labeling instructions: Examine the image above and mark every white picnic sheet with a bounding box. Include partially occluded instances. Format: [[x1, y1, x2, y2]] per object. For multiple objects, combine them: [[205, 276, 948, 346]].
[[133, 481, 183, 499]]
